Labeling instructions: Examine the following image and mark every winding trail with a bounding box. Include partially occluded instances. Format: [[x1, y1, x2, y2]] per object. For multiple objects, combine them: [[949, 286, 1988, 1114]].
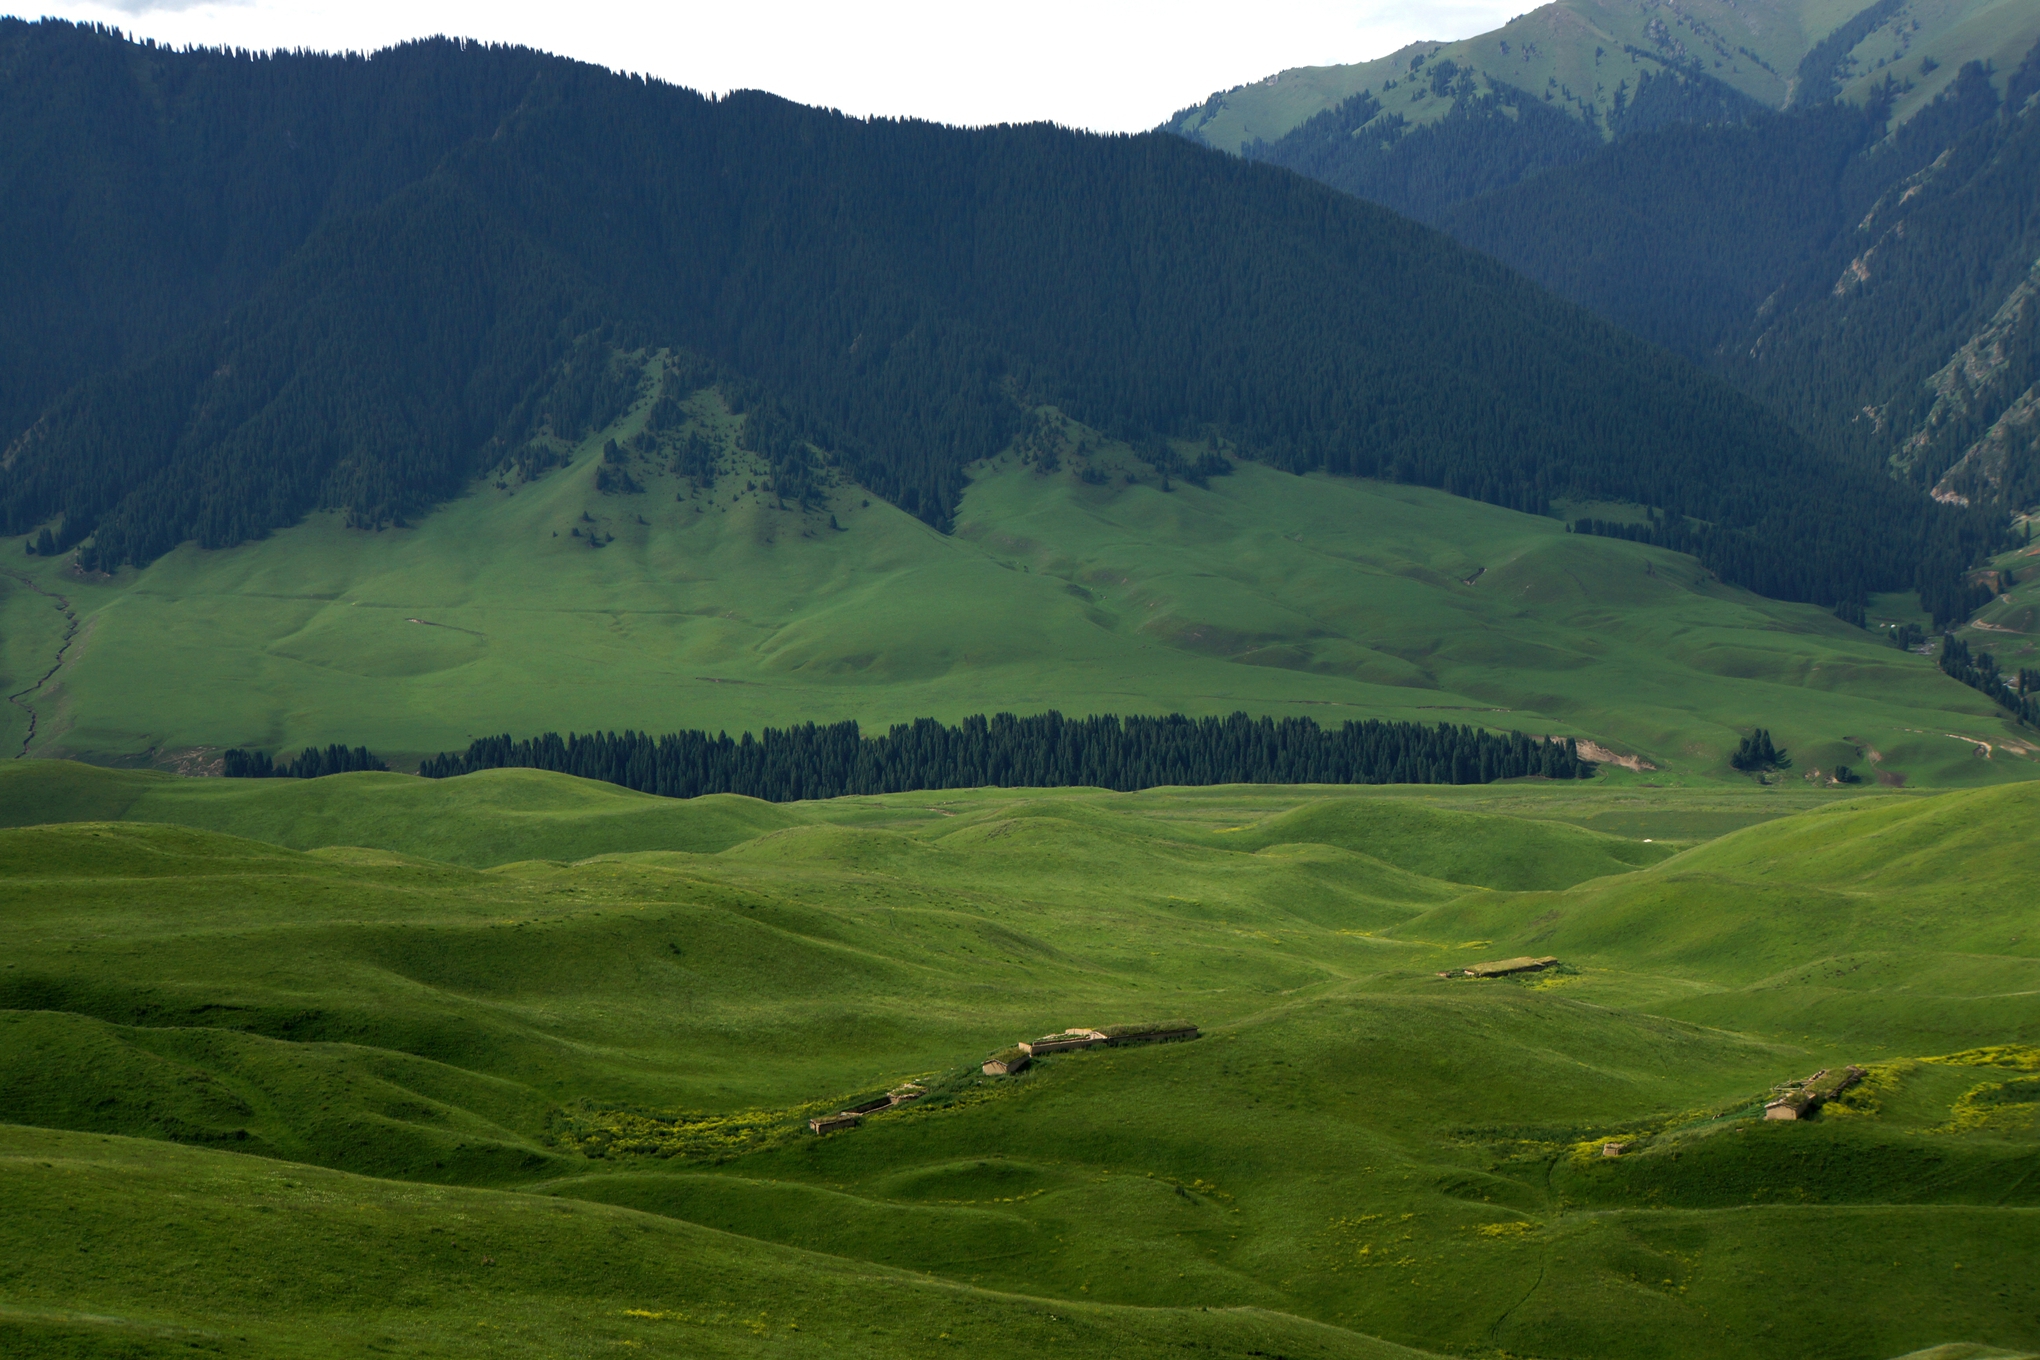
[[1489, 1263, 1546, 1342], [3, 570, 81, 758]]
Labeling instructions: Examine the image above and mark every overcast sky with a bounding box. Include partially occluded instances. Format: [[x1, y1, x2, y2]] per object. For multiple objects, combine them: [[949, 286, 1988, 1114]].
[[17, 1, 1528, 131]]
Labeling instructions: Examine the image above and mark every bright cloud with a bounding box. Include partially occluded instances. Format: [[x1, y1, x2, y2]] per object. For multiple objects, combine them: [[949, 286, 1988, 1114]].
[[17, 0, 1531, 132]]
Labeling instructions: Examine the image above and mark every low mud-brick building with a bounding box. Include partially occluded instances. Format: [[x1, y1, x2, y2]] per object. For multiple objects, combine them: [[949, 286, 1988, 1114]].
[[1439, 956, 1559, 980], [1021, 1022, 1201, 1056], [809, 1111, 862, 1134], [809, 1083, 928, 1134], [1763, 1065, 1865, 1120], [1021, 1029, 1108, 1056]]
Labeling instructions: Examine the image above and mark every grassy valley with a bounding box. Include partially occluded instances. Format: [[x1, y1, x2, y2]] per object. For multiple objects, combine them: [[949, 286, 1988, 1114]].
[[0, 763, 2036, 1357], [1, 19, 2036, 1358], [2, 393, 2026, 785]]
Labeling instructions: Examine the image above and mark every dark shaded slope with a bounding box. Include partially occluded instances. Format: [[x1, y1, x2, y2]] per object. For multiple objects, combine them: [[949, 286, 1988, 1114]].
[[0, 20, 551, 457], [1248, 64, 1762, 227], [0, 21, 1944, 611], [1429, 49, 2038, 585], [1731, 55, 2040, 510], [1438, 104, 1876, 359]]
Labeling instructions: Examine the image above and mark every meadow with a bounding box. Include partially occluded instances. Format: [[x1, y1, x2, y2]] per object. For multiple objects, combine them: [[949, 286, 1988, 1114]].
[[1, 760, 2035, 1358], [3, 390, 2030, 786]]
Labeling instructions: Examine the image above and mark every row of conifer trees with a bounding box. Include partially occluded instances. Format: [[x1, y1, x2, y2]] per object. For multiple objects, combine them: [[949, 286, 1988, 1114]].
[[219, 745, 387, 779], [1939, 636, 2040, 727], [408, 712, 1595, 801]]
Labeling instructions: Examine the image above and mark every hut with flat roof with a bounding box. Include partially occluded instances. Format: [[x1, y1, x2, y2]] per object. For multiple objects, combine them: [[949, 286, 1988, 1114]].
[[1439, 956, 1559, 979], [1763, 1065, 1864, 1120], [1021, 1029, 1107, 1056], [809, 1111, 862, 1134]]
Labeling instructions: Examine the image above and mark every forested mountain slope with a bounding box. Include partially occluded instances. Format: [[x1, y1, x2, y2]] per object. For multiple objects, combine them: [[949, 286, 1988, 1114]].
[[1443, 45, 2040, 520], [0, 25, 555, 461], [0, 19, 1966, 617], [1163, 0, 2040, 221]]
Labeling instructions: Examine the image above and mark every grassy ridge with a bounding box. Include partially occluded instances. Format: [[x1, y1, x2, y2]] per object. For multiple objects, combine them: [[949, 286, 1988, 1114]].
[[2, 404, 2029, 785], [0, 762, 803, 866], [0, 762, 2035, 1357]]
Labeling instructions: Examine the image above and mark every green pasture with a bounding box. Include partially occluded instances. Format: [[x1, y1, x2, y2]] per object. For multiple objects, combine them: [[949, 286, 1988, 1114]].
[[0, 762, 2035, 1358], [1, 396, 2028, 786]]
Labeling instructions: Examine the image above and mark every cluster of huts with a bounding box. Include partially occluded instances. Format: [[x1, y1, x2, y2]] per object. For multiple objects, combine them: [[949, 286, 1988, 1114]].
[[806, 1022, 1201, 1135], [1438, 956, 1560, 980], [1763, 1066, 1864, 1120], [983, 1021, 1200, 1076]]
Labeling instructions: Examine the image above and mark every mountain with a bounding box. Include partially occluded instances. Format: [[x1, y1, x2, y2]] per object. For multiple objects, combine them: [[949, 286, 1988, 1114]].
[[1161, 1, 2038, 621], [0, 18, 1961, 620], [1441, 47, 2040, 519], [0, 27, 559, 472], [1163, 0, 2040, 220]]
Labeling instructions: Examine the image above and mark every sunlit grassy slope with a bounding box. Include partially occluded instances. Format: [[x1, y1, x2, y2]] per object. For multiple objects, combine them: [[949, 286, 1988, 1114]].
[[1, 399, 2025, 785], [0, 762, 2034, 1358], [1166, 0, 2040, 150]]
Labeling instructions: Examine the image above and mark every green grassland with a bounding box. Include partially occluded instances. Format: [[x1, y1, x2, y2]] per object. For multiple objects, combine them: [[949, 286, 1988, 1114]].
[[2, 385, 2027, 787], [0, 761, 2035, 1358]]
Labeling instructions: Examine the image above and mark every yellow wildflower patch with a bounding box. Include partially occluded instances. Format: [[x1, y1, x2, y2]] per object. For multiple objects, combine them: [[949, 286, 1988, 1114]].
[[560, 1103, 830, 1161], [1922, 1045, 2040, 1072], [1940, 1076, 2040, 1133], [1475, 1220, 1537, 1238]]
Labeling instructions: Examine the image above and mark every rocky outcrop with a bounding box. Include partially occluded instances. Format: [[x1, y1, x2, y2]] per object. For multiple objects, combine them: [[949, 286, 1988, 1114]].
[[1895, 255, 2040, 498], [1933, 383, 2040, 506]]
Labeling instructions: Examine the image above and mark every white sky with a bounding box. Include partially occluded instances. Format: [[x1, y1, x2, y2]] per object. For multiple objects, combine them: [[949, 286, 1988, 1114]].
[[15, 1, 1528, 132]]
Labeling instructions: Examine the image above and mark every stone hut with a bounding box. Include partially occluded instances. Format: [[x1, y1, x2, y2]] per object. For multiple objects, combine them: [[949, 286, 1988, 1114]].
[[1021, 1029, 1108, 1056], [1439, 956, 1560, 980], [1763, 1065, 1864, 1120], [809, 1111, 862, 1134], [983, 1047, 1031, 1076]]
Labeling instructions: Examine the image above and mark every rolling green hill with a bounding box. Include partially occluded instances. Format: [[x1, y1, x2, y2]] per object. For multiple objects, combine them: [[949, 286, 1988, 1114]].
[[0, 762, 2035, 1357], [3, 405, 2029, 783]]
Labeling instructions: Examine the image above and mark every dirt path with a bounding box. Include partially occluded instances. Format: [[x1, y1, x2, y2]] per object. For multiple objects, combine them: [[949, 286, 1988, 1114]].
[[2, 570, 81, 758]]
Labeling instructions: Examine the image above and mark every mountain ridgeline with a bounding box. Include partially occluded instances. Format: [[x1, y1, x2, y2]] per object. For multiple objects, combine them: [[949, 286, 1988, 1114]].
[[0, 19, 1963, 616], [1242, 63, 1765, 226]]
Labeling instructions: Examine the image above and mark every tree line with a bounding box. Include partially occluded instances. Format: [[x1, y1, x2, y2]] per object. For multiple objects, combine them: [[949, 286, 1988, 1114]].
[[220, 745, 387, 779], [1939, 635, 2038, 727], [408, 713, 1596, 801]]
